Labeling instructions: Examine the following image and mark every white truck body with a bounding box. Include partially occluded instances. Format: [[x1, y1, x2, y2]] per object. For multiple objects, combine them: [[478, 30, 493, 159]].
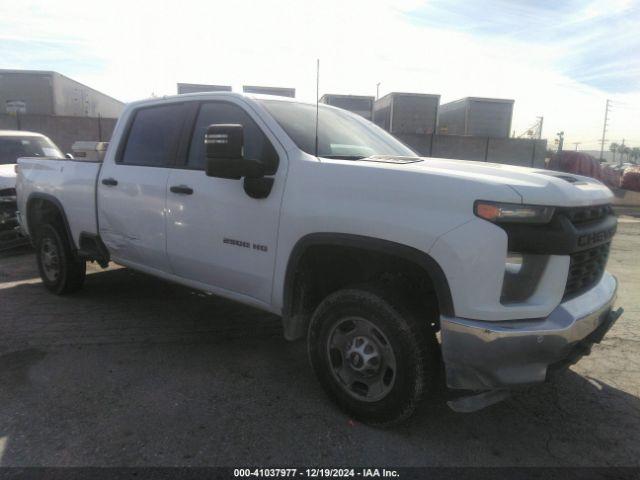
[[15, 92, 621, 417]]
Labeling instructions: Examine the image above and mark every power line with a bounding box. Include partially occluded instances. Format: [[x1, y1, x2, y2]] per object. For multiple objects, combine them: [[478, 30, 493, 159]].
[[609, 100, 640, 110], [599, 99, 610, 161]]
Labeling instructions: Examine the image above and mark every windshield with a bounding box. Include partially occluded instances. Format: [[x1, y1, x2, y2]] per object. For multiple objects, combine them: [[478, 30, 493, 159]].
[[0, 135, 64, 165], [258, 100, 416, 159]]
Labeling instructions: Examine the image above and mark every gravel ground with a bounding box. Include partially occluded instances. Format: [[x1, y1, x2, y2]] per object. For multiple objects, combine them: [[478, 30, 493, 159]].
[[0, 216, 638, 467]]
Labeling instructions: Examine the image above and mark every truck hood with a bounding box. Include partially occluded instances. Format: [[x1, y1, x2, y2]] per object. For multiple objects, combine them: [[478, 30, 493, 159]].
[[0, 164, 17, 190], [362, 157, 613, 207]]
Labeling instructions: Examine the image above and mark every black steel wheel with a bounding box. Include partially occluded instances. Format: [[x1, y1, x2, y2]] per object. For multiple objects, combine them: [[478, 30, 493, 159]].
[[326, 315, 398, 403], [308, 284, 438, 426], [36, 223, 86, 295]]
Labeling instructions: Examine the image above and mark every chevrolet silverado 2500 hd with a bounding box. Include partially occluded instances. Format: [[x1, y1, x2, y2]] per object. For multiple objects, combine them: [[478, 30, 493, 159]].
[[16, 93, 623, 424]]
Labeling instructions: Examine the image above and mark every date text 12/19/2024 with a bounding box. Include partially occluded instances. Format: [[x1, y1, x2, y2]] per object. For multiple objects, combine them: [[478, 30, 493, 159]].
[[233, 468, 399, 478]]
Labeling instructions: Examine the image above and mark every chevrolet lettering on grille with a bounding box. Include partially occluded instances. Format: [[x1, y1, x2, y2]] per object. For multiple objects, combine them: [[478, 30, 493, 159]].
[[577, 227, 616, 248]]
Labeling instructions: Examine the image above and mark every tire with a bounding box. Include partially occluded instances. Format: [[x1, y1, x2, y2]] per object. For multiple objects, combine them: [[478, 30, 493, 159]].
[[308, 284, 438, 426], [35, 223, 86, 295]]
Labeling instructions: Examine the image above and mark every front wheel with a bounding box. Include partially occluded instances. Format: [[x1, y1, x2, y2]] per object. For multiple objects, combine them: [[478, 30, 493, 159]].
[[307, 285, 438, 426], [36, 223, 86, 295]]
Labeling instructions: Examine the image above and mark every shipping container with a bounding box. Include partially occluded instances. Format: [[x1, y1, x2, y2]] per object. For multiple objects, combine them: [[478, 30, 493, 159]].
[[0, 69, 123, 118], [177, 83, 232, 94], [242, 85, 295, 98], [373, 92, 440, 135], [438, 97, 514, 138], [320, 94, 375, 120]]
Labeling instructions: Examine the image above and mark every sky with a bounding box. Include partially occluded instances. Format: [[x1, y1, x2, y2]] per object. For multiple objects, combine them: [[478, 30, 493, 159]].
[[0, 0, 638, 150]]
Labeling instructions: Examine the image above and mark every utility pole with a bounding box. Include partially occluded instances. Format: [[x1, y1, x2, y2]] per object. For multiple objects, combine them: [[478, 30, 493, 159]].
[[556, 131, 564, 153], [376, 82, 381, 100], [619, 139, 625, 166], [599, 99, 610, 162], [537, 116, 544, 139]]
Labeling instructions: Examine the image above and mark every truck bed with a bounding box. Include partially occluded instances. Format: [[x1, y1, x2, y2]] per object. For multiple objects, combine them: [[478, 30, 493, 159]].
[[16, 157, 101, 247]]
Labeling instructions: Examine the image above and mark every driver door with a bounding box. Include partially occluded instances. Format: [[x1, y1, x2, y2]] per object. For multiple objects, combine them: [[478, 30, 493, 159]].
[[165, 100, 286, 304]]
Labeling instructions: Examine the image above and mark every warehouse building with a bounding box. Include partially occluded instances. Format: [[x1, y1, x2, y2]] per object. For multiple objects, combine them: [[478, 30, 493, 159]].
[[373, 92, 440, 135], [0, 69, 123, 152], [0, 69, 124, 118], [242, 85, 295, 98], [320, 94, 375, 120], [177, 83, 232, 94], [438, 97, 514, 138]]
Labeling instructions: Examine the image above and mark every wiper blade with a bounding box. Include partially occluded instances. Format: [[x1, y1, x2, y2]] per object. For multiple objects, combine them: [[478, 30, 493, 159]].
[[321, 155, 368, 160]]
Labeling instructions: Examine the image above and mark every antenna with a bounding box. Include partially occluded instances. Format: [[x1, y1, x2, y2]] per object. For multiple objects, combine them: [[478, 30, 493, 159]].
[[315, 58, 320, 157]]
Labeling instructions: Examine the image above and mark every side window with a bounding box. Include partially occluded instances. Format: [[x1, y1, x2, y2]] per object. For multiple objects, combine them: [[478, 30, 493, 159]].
[[120, 104, 186, 166], [187, 102, 278, 174]]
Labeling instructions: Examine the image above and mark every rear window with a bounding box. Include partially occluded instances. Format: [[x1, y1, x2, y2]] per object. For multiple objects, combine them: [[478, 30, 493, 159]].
[[0, 136, 64, 165], [120, 104, 186, 167]]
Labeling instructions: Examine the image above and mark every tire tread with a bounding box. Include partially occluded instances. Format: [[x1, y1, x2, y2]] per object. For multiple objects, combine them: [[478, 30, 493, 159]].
[[308, 282, 438, 426]]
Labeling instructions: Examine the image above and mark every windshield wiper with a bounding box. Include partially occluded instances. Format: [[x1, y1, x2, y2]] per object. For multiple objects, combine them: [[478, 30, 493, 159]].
[[321, 155, 369, 160]]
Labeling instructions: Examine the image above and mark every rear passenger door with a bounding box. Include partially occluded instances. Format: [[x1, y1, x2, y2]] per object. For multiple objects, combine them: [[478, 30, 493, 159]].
[[98, 102, 187, 273]]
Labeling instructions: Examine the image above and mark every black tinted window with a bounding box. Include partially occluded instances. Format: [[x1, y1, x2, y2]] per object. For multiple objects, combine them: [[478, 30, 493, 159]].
[[259, 100, 415, 158], [121, 104, 186, 166], [188, 102, 278, 174]]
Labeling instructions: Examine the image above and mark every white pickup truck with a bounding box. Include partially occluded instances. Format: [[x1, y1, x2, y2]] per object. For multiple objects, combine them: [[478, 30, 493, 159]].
[[16, 93, 622, 424]]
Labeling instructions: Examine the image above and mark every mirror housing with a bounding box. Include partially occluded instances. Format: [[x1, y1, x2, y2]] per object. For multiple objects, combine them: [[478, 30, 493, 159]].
[[205, 124, 264, 179]]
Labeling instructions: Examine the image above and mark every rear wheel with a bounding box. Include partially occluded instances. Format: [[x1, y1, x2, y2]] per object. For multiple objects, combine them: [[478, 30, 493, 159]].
[[36, 223, 86, 294], [308, 284, 438, 425]]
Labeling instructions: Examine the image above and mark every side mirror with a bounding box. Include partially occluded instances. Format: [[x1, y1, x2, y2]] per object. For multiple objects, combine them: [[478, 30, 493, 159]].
[[205, 124, 264, 179]]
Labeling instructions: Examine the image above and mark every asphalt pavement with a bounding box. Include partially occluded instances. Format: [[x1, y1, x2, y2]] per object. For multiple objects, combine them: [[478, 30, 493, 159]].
[[0, 217, 638, 466]]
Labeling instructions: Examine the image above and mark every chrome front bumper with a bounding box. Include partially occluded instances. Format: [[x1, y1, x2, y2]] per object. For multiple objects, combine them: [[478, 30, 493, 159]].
[[15, 210, 25, 234], [0, 198, 29, 250], [441, 272, 621, 391]]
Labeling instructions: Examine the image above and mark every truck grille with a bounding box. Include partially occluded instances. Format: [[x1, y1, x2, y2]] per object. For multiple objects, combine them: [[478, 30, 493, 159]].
[[560, 204, 613, 225], [564, 242, 611, 299]]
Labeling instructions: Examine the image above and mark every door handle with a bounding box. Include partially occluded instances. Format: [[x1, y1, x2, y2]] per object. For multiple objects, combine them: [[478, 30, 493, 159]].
[[101, 178, 118, 186], [170, 185, 194, 195]]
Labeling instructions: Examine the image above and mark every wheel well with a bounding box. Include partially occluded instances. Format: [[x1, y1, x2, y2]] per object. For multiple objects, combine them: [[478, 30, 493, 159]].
[[26, 196, 71, 245], [283, 240, 449, 340]]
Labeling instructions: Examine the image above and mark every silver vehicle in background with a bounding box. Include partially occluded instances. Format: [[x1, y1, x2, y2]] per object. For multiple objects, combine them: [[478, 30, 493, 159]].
[[0, 130, 64, 250]]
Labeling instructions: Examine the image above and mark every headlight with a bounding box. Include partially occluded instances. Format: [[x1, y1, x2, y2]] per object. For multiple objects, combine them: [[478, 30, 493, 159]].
[[474, 201, 554, 224]]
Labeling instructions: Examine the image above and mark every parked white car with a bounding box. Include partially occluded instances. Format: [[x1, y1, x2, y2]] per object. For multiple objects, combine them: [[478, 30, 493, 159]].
[[1, 130, 64, 249], [15, 93, 623, 424]]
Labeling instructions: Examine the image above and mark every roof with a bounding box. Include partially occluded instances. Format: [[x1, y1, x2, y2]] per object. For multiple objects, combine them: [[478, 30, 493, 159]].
[[0, 130, 47, 137], [152, 91, 303, 102], [0, 69, 124, 105], [243, 85, 295, 91], [0, 68, 57, 76], [177, 83, 232, 92], [242, 85, 296, 97], [321, 94, 375, 100], [125, 91, 347, 115], [377, 92, 441, 101], [440, 97, 515, 107]]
